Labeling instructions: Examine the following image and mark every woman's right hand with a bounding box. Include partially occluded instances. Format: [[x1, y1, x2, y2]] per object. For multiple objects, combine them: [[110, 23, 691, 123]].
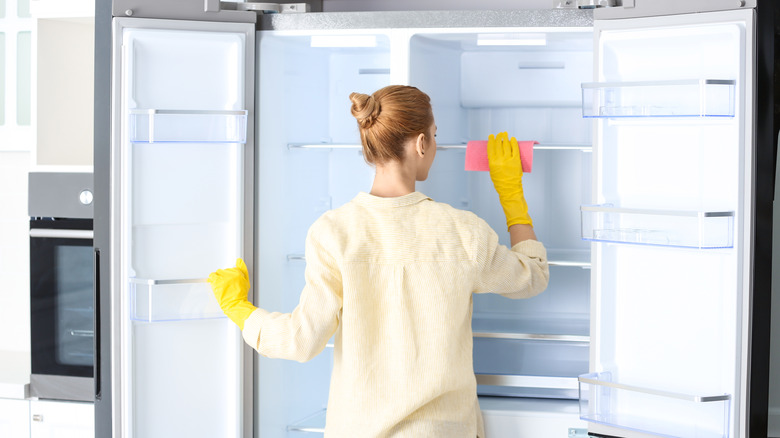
[[487, 132, 533, 230]]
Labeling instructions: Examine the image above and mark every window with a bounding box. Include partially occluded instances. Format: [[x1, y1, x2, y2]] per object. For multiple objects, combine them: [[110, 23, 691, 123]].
[[0, 0, 33, 150]]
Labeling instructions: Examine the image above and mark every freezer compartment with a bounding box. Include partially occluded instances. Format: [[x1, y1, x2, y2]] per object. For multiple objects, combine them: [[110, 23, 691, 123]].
[[578, 372, 731, 438], [130, 109, 248, 143], [582, 80, 735, 118], [129, 278, 223, 322], [581, 204, 734, 249]]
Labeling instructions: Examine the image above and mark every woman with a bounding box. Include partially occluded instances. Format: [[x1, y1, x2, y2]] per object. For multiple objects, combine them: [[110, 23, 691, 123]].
[[208, 85, 549, 437]]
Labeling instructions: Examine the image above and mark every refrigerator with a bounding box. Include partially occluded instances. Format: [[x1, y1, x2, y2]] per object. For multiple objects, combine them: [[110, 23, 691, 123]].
[[92, 1, 778, 437]]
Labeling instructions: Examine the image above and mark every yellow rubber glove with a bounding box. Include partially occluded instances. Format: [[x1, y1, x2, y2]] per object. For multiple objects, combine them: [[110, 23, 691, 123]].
[[488, 132, 533, 229], [208, 258, 257, 330]]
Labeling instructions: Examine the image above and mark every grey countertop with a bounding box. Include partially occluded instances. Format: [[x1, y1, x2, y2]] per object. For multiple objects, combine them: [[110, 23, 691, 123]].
[[0, 350, 30, 399], [259, 9, 594, 31]]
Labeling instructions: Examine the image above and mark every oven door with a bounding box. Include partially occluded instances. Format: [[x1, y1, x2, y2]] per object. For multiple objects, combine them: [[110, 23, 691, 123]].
[[29, 218, 94, 401]]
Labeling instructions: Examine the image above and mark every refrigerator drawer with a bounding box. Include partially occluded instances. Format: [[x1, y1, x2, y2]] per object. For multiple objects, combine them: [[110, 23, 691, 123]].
[[578, 372, 731, 438]]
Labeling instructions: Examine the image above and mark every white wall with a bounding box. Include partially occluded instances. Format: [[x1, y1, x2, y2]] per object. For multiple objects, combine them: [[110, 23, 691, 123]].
[[0, 152, 31, 352]]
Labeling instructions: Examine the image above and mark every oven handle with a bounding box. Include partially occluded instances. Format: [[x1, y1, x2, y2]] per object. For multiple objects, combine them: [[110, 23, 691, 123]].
[[30, 229, 94, 239], [93, 248, 101, 401]]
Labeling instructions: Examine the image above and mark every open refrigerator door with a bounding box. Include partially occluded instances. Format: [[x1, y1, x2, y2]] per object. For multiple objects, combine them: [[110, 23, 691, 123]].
[[579, 9, 753, 438], [109, 18, 254, 438]]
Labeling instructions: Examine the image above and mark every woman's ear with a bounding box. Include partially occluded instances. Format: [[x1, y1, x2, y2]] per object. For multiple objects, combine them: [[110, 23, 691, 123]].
[[415, 132, 426, 157]]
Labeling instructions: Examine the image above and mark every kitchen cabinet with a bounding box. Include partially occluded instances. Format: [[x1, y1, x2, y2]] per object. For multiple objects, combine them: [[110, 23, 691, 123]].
[[30, 400, 94, 438], [31, 0, 94, 166], [0, 398, 30, 438]]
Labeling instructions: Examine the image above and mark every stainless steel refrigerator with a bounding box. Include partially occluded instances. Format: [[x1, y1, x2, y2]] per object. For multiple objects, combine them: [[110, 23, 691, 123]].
[[93, 1, 778, 437]]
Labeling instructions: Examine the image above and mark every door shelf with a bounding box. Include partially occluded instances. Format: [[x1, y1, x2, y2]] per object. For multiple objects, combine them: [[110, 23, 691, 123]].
[[129, 277, 224, 322], [578, 372, 731, 438], [129, 109, 248, 143], [580, 204, 734, 249], [581, 79, 735, 118]]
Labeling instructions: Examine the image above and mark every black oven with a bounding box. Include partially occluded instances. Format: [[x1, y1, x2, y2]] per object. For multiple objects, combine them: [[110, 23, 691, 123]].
[[28, 172, 94, 402]]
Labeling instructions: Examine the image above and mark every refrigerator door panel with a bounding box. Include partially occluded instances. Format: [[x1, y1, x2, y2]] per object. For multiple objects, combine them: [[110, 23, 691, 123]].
[[112, 18, 254, 438], [584, 10, 752, 438]]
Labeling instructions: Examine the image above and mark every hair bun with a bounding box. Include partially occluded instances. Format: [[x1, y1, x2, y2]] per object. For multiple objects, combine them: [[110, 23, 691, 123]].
[[350, 92, 381, 129]]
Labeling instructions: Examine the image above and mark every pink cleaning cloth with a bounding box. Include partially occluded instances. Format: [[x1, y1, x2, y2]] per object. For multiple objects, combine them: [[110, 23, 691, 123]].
[[464, 140, 537, 172]]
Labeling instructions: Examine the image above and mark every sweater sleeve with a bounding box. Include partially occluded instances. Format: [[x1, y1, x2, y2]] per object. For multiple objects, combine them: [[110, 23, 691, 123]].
[[473, 217, 549, 299], [241, 220, 343, 362]]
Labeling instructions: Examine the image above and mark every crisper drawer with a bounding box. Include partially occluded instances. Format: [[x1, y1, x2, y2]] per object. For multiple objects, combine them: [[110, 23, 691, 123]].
[[474, 337, 589, 400]]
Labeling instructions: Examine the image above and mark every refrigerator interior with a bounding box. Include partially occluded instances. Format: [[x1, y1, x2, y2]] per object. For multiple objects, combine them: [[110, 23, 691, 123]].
[[581, 11, 749, 438], [257, 26, 592, 436], [116, 23, 249, 438]]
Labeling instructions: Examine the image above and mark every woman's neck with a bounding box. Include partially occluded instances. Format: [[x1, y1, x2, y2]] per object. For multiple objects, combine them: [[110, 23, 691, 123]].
[[370, 159, 416, 198]]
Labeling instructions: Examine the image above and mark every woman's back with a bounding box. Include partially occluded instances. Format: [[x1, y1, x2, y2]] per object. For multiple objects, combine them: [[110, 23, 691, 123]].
[[314, 191, 547, 437]]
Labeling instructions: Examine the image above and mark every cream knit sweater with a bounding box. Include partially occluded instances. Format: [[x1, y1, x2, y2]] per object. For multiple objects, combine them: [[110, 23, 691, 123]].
[[242, 191, 549, 437]]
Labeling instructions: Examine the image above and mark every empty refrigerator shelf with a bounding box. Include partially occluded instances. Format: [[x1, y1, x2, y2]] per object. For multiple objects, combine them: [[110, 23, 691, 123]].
[[288, 409, 327, 434], [290, 251, 591, 268], [477, 374, 578, 390], [578, 372, 731, 438], [129, 277, 224, 322], [472, 332, 588, 342], [287, 142, 592, 151], [581, 79, 736, 118], [546, 249, 591, 268], [472, 315, 589, 338], [580, 204, 734, 249], [129, 277, 209, 285], [288, 397, 582, 435], [129, 109, 248, 143]]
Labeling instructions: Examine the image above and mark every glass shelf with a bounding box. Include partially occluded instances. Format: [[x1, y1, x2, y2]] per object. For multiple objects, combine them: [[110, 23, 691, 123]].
[[288, 143, 591, 151], [546, 249, 591, 268], [472, 315, 589, 342], [578, 372, 731, 438], [581, 204, 734, 249], [129, 109, 248, 143], [581, 79, 736, 118], [477, 374, 579, 391], [287, 409, 326, 434], [290, 249, 591, 268], [129, 278, 224, 322]]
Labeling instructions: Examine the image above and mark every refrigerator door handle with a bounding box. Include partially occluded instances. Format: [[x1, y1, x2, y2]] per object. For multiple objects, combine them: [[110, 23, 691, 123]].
[[93, 248, 101, 401]]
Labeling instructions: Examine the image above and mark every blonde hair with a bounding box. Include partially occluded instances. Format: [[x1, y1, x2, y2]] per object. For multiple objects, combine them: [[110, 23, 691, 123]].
[[349, 85, 434, 165]]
